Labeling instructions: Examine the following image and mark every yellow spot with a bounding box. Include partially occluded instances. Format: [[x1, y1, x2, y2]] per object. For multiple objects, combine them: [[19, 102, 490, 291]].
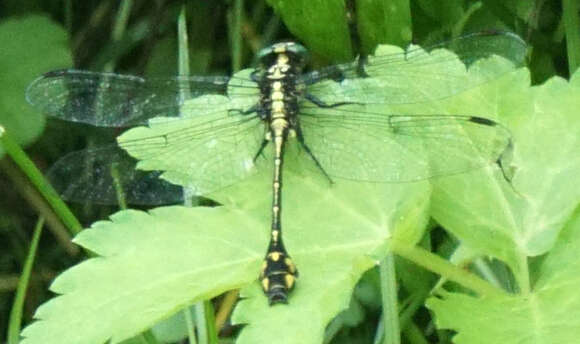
[[285, 274, 295, 289], [272, 230, 279, 242], [271, 91, 284, 101], [272, 100, 284, 111], [261, 260, 267, 271], [285, 258, 296, 273], [272, 81, 283, 90], [273, 44, 287, 53], [269, 251, 282, 261], [288, 129, 296, 138], [268, 68, 284, 79], [261, 277, 269, 292], [271, 119, 288, 132], [277, 54, 289, 65]]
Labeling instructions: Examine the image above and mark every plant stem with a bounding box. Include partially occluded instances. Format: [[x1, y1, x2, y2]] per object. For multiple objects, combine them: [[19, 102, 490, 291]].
[[215, 290, 239, 331], [230, 0, 243, 72], [380, 253, 400, 344], [0, 126, 83, 235], [390, 241, 505, 297], [104, 0, 133, 72], [184, 306, 197, 344], [7, 217, 44, 344], [562, 0, 580, 74]]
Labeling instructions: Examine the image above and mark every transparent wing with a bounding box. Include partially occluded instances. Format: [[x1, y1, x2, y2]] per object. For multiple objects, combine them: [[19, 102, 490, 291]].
[[303, 31, 526, 105], [298, 106, 512, 182], [26, 69, 259, 127], [47, 146, 185, 205], [48, 96, 265, 205]]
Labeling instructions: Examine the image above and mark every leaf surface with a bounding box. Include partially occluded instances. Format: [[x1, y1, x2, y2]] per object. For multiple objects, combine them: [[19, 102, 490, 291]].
[[427, 211, 580, 344], [20, 167, 428, 344], [0, 15, 71, 154]]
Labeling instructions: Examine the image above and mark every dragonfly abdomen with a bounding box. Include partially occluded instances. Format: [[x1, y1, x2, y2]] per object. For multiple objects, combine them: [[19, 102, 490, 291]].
[[256, 42, 307, 304]]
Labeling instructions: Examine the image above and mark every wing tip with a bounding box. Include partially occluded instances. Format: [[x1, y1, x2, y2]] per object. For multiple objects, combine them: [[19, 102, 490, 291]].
[[468, 116, 497, 126]]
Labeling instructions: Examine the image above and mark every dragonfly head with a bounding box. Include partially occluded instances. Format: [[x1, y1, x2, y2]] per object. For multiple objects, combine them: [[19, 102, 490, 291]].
[[257, 41, 309, 70]]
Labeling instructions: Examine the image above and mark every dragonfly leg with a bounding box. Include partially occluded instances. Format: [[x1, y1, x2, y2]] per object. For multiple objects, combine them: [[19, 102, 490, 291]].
[[295, 125, 334, 184], [304, 93, 358, 109], [252, 138, 269, 162]]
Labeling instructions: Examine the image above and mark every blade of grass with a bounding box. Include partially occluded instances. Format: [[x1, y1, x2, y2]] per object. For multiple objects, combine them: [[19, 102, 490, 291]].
[[563, 0, 580, 74], [178, 7, 217, 344], [104, 0, 133, 72], [184, 306, 198, 344], [0, 157, 77, 255], [0, 126, 82, 235], [230, 0, 243, 72], [64, 0, 73, 33], [110, 163, 128, 210], [7, 217, 44, 344], [0, 272, 55, 293]]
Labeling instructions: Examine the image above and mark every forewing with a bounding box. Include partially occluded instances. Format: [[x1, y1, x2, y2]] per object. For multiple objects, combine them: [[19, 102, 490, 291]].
[[298, 106, 513, 182], [26, 69, 258, 127], [118, 94, 265, 197], [304, 31, 526, 105]]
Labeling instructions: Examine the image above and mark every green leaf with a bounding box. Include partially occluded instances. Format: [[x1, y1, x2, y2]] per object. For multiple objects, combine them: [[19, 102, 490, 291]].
[[150, 307, 195, 343], [265, 0, 353, 61], [428, 69, 580, 289], [19, 167, 428, 344], [356, 0, 412, 52], [0, 15, 71, 154], [426, 210, 580, 343]]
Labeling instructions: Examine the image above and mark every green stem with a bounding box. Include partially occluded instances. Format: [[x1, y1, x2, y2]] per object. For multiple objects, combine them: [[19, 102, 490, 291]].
[[399, 289, 429, 329], [104, 0, 133, 72], [178, 7, 191, 77], [230, 0, 243, 72], [7, 217, 44, 344], [563, 0, 580, 74], [195, 301, 218, 344], [184, 306, 197, 344], [390, 241, 505, 297], [0, 158, 78, 255], [515, 251, 531, 294], [0, 126, 83, 235], [139, 330, 160, 344], [177, 9, 216, 344], [402, 321, 430, 344], [380, 253, 400, 344], [452, 1, 482, 38]]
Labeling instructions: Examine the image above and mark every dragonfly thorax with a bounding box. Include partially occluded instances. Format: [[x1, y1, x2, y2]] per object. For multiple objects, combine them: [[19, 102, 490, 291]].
[[257, 41, 308, 69], [256, 42, 306, 133]]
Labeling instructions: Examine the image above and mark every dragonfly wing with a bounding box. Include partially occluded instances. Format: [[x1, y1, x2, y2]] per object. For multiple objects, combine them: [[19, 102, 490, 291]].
[[304, 31, 526, 105], [298, 106, 513, 182], [49, 98, 265, 205], [26, 69, 258, 127], [47, 145, 184, 205], [117, 95, 265, 197]]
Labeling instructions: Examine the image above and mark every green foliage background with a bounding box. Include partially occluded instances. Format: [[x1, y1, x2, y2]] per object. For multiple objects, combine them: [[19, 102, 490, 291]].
[[0, 1, 579, 344]]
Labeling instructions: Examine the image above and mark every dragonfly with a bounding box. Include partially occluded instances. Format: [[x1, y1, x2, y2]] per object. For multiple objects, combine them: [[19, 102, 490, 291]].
[[26, 30, 526, 304]]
